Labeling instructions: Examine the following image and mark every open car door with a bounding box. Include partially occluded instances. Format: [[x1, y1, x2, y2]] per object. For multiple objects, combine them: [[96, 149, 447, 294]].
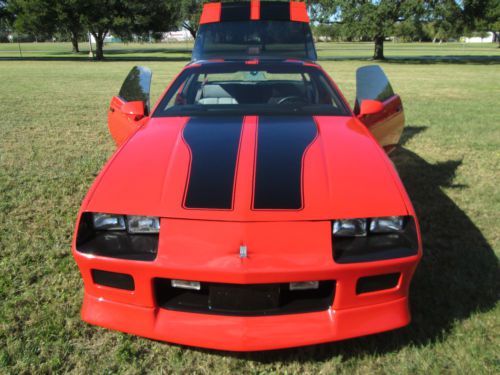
[[108, 66, 152, 146], [355, 65, 405, 153]]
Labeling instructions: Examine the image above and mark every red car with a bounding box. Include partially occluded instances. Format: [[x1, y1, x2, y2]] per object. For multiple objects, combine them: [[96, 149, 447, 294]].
[[72, 1, 422, 351]]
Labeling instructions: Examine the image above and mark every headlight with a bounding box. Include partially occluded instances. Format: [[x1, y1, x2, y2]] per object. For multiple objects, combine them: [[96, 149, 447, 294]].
[[76, 212, 160, 261], [90, 213, 159, 234], [369, 216, 404, 233], [92, 213, 126, 231], [127, 215, 160, 234], [332, 216, 419, 263], [333, 219, 367, 237], [333, 216, 404, 237]]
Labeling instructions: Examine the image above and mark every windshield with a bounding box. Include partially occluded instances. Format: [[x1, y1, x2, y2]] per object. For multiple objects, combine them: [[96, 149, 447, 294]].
[[192, 21, 317, 61], [153, 63, 350, 117]]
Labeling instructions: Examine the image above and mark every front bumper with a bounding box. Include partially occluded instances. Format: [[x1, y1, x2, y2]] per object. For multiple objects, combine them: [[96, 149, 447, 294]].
[[82, 293, 410, 351], [73, 218, 420, 351]]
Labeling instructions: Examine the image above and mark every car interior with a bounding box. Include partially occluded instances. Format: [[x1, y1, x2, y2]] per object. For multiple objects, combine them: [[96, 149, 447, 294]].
[[156, 67, 349, 116], [192, 81, 317, 105], [169, 71, 338, 108]]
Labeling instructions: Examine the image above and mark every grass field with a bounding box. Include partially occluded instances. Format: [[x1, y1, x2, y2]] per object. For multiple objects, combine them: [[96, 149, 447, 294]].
[[0, 51, 499, 373], [0, 41, 499, 61]]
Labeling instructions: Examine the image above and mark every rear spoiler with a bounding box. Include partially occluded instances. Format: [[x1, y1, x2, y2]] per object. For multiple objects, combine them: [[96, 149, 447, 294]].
[[200, 0, 309, 25]]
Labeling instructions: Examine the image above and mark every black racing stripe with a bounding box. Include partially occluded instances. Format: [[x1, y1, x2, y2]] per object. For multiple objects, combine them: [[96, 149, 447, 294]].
[[254, 116, 317, 210], [184, 117, 243, 209], [220, 2, 251, 22], [260, 1, 291, 21]]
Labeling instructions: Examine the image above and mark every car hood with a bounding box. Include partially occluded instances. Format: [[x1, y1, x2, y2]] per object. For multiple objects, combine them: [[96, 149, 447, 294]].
[[84, 115, 408, 221]]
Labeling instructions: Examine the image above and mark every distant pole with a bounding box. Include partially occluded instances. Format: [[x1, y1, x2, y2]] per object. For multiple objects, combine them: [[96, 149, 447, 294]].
[[17, 33, 22, 58], [88, 32, 94, 59]]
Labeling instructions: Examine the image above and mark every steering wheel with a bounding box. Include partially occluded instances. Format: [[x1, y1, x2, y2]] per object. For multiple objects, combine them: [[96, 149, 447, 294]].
[[277, 96, 308, 105]]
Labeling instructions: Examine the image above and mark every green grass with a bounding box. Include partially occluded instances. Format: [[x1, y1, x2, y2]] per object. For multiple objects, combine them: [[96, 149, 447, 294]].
[[315, 41, 500, 57], [0, 41, 499, 60], [0, 41, 193, 59], [0, 55, 499, 374]]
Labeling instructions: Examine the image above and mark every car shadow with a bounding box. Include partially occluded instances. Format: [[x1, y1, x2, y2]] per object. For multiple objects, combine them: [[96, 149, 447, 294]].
[[193, 125, 499, 361], [320, 55, 500, 65]]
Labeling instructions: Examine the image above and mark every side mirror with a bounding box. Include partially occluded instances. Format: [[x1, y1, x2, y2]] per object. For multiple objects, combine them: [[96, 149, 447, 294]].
[[121, 101, 145, 121], [358, 99, 384, 117]]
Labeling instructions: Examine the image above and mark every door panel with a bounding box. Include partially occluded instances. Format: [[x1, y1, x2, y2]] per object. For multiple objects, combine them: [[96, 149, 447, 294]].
[[359, 95, 405, 152], [108, 96, 145, 146], [356, 65, 404, 151], [108, 66, 152, 146]]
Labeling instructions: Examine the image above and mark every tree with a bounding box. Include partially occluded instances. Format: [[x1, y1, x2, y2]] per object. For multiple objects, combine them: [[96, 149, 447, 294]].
[[179, 0, 205, 39], [424, 0, 499, 45], [313, 23, 342, 41], [425, 0, 464, 42], [0, 0, 13, 42], [55, 0, 84, 52], [9, 0, 83, 51], [393, 17, 427, 42], [484, 0, 500, 47], [0, 0, 13, 25], [464, 0, 500, 47], [79, 0, 180, 60], [308, 0, 427, 60], [0, 0, 8, 19], [9, 0, 57, 40]]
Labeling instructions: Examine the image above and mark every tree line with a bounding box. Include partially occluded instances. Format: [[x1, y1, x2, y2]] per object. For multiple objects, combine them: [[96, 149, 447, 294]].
[[307, 0, 499, 58], [0, 0, 498, 60], [0, 0, 186, 59]]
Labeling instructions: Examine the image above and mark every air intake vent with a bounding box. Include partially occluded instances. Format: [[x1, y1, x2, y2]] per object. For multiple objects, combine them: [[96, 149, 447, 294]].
[[91, 269, 135, 291], [356, 273, 400, 294]]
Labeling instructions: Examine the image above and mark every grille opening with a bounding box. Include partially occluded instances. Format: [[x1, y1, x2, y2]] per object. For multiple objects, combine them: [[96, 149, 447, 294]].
[[91, 269, 135, 291], [356, 273, 400, 294], [154, 279, 335, 316]]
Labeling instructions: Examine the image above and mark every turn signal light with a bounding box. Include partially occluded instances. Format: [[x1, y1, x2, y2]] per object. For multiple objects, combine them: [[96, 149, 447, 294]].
[[171, 279, 201, 291], [290, 281, 319, 291]]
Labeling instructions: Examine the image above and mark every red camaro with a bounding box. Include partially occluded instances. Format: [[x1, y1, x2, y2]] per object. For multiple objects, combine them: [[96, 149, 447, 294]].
[[72, 1, 422, 351]]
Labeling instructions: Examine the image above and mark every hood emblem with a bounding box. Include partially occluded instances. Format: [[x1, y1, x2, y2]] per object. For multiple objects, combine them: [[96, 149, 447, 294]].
[[239, 245, 248, 258]]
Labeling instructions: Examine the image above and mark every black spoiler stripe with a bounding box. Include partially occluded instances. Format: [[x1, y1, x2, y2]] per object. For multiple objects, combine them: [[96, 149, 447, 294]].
[[219, 2, 291, 22], [253, 116, 317, 210], [183, 117, 243, 209], [220, 2, 251, 21], [259, 1, 290, 21]]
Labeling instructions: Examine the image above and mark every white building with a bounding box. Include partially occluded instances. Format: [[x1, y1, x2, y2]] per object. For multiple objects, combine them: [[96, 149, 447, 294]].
[[464, 32, 496, 43], [162, 29, 193, 42]]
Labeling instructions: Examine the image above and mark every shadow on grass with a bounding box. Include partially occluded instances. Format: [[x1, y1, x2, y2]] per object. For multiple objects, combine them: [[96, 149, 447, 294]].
[[194, 125, 499, 362], [320, 55, 500, 64], [0, 54, 498, 64], [0, 47, 192, 61], [0, 55, 191, 62]]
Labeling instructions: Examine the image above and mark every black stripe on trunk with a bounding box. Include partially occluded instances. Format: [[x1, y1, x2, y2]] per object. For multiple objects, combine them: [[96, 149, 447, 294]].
[[220, 2, 251, 22], [253, 116, 317, 210], [183, 117, 243, 209], [260, 1, 291, 21]]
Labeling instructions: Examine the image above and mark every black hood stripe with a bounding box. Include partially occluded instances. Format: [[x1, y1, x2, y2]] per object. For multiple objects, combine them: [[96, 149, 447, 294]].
[[183, 116, 243, 209], [253, 116, 318, 210]]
